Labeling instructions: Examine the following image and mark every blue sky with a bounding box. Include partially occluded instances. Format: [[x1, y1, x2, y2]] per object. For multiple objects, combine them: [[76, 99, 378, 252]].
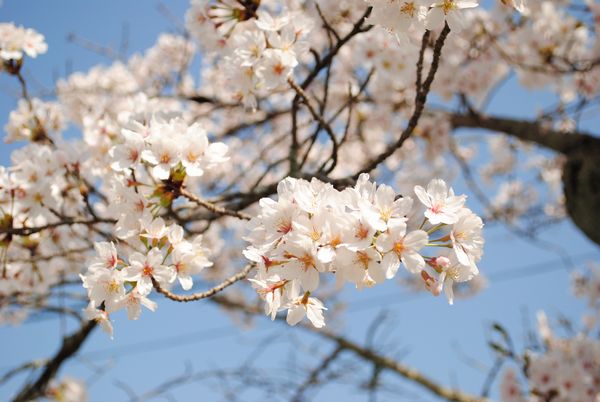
[[1, 1, 599, 401]]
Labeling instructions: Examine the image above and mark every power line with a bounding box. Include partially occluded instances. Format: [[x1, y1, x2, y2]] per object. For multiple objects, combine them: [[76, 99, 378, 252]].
[[67, 250, 599, 361], [347, 249, 599, 311], [79, 325, 239, 361]]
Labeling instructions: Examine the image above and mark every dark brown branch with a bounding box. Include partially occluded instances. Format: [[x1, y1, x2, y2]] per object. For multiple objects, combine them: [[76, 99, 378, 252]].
[[299, 7, 373, 92], [343, 24, 451, 183], [2, 218, 115, 237], [449, 113, 600, 155], [288, 78, 339, 174], [416, 30, 431, 93], [12, 320, 96, 402]]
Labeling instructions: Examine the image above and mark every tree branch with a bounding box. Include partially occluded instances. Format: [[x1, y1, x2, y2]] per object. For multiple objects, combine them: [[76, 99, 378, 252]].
[[210, 295, 487, 402], [180, 189, 252, 221], [152, 264, 254, 303], [335, 24, 450, 186], [449, 113, 600, 155], [1, 218, 115, 237], [12, 320, 96, 402], [288, 78, 339, 174]]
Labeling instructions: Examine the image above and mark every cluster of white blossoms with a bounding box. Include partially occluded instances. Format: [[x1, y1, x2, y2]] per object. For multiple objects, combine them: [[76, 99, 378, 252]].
[[223, 11, 312, 109], [500, 317, 600, 402], [499, 266, 600, 402], [0, 22, 47, 62], [46, 377, 87, 402], [0, 0, 595, 341], [110, 113, 228, 181], [222, 12, 311, 108], [4, 98, 65, 143], [81, 221, 213, 338], [366, 0, 529, 38], [244, 175, 483, 327], [366, 0, 479, 35], [78, 112, 231, 336], [185, 1, 314, 109]]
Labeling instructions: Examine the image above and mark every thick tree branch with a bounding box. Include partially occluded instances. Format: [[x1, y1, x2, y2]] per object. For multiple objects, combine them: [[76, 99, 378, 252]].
[[12, 320, 96, 402], [449, 113, 600, 155], [449, 111, 600, 246]]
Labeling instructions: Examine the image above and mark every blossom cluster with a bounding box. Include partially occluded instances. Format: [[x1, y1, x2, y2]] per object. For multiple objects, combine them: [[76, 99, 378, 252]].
[[78, 111, 232, 336], [56, 33, 195, 126], [0, 140, 92, 323], [366, 0, 528, 39], [500, 321, 600, 402], [4, 98, 64, 143], [186, 2, 313, 109], [244, 175, 483, 327], [366, 0, 479, 36], [110, 113, 228, 181], [81, 219, 213, 338], [46, 377, 87, 402], [499, 265, 600, 402], [572, 263, 600, 310], [0, 22, 47, 63]]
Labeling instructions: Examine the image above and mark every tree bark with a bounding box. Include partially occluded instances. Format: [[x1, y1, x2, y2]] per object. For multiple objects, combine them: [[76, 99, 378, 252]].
[[12, 320, 96, 402], [450, 112, 600, 246]]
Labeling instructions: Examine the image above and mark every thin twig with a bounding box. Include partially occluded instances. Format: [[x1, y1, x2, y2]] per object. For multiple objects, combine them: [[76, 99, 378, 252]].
[[1, 218, 115, 237], [345, 23, 451, 182], [153, 264, 254, 303], [288, 78, 339, 174], [180, 189, 251, 221], [211, 295, 488, 402]]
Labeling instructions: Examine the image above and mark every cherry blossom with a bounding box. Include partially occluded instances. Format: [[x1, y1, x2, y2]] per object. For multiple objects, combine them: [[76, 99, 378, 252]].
[[245, 175, 482, 326], [84, 302, 114, 339], [499, 267, 600, 401], [0, 23, 47, 62], [123, 248, 175, 296], [426, 1, 479, 32], [414, 179, 466, 225]]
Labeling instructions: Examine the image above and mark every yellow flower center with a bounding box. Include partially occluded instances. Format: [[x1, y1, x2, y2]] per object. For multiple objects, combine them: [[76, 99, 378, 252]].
[[298, 253, 316, 271], [309, 229, 321, 242], [400, 1, 416, 17], [446, 266, 461, 281], [355, 223, 369, 240], [356, 251, 371, 269], [107, 280, 121, 293], [441, 0, 456, 14]]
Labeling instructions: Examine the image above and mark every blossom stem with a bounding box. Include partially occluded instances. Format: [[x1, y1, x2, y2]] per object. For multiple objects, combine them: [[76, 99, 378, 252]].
[[427, 224, 446, 234]]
